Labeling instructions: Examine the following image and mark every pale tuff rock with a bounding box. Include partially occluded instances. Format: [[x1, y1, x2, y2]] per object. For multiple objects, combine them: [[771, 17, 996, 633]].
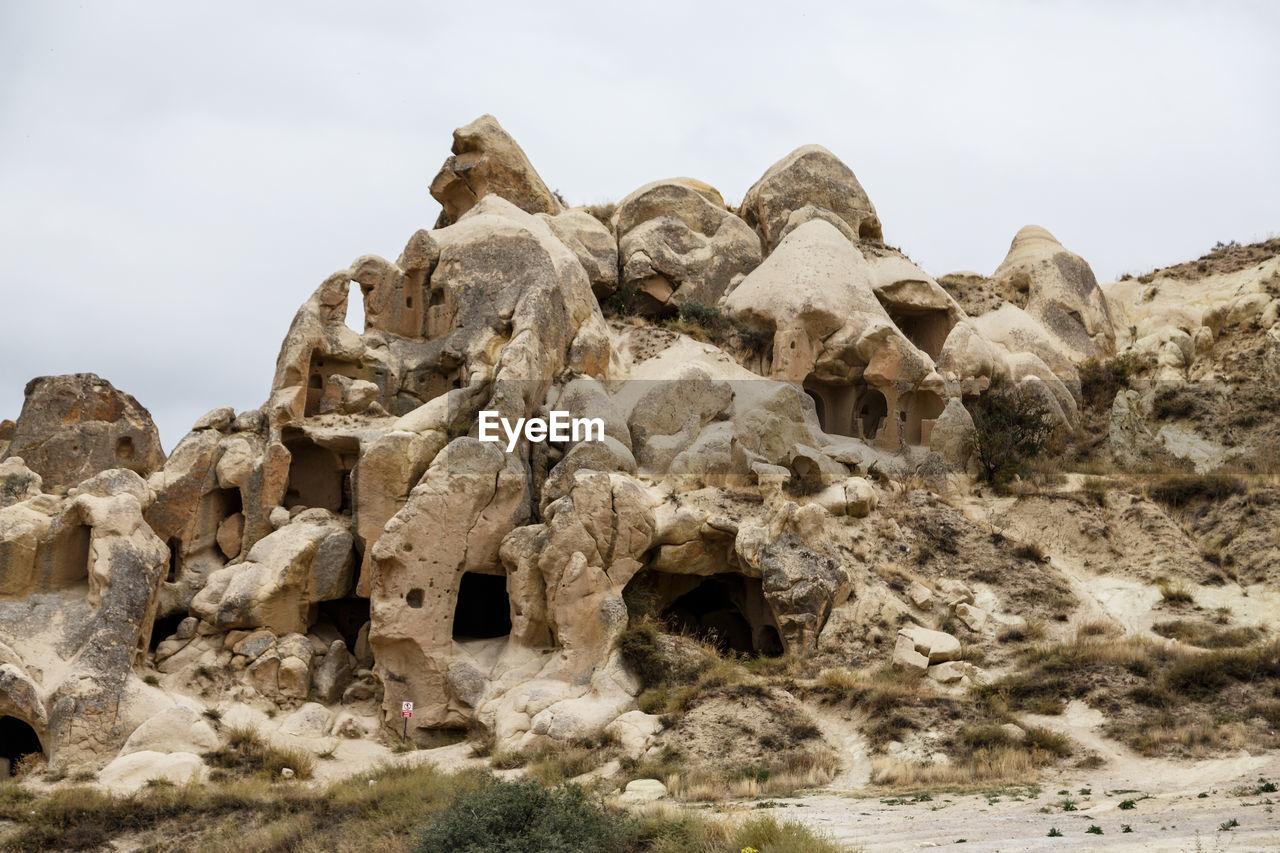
[[991, 225, 1116, 361], [429, 113, 562, 227], [613, 178, 762, 312], [539, 208, 619, 298], [617, 778, 670, 805], [724, 220, 947, 450], [739, 144, 883, 251], [120, 706, 219, 756], [1, 113, 1188, 770], [897, 625, 961, 665], [99, 749, 206, 794], [2, 374, 165, 490]]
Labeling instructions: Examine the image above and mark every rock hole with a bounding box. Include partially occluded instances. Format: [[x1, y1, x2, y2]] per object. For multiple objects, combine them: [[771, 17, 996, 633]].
[[318, 597, 371, 650], [406, 588, 425, 608], [165, 537, 181, 582], [885, 308, 953, 360], [0, 717, 43, 777], [452, 572, 511, 640], [115, 435, 135, 461], [48, 520, 91, 587], [283, 432, 351, 513], [346, 281, 366, 332], [631, 570, 783, 657], [858, 389, 888, 441], [148, 612, 186, 652]]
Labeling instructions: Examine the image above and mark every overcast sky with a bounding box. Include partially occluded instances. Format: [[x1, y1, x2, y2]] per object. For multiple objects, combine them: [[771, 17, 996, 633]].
[[2, 1, 1277, 450]]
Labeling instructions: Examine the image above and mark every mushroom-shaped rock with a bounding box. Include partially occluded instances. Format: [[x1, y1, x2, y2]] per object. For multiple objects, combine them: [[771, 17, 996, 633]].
[[991, 226, 1116, 360], [614, 178, 761, 312], [739, 144, 883, 252], [430, 114, 562, 227], [2, 374, 165, 490]]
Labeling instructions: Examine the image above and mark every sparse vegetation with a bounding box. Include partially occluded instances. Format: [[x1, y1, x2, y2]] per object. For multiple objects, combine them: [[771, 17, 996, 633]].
[[967, 379, 1055, 488], [202, 725, 315, 781], [1147, 473, 1245, 508]]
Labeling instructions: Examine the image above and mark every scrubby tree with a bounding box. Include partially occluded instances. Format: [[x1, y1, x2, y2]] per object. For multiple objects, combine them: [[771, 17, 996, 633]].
[[968, 379, 1055, 487]]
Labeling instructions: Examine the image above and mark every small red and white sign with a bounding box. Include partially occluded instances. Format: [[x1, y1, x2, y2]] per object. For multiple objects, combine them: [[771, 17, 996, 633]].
[[401, 701, 414, 718]]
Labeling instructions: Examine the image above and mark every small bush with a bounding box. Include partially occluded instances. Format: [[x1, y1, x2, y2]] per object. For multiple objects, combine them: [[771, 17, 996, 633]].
[[414, 777, 631, 853], [615, 620, 670, 687], [203, 725, 314, 780], [1079, 353, 1139, 411], [675, 300, 722, 328], [1152, 619, 1259, 648], [968, 380, 1055, 488], [1147, 474, 1244, 508]]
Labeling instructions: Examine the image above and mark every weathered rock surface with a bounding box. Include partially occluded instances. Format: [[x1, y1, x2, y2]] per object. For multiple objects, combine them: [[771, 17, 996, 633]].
[[2, 374, 165, 490]]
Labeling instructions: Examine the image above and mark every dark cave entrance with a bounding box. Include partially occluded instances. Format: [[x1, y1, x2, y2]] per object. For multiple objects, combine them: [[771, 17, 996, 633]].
[[452, 572, 512, 640], [318, 597, 371, 650], [858, 389, 888, 441], [148, 612, 187, 652], [0, 717, 42, 775], [631, 571, 784, 657], [283, 431, 353, 514]]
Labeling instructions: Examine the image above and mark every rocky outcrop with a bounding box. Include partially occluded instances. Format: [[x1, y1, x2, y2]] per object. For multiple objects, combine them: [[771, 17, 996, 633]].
[[614, 178, 761, 313], [739, 144, 883, 251], [991, 226, 1116, 361], [429, 114, 562, 227], [1, 115, 1158, 770], [2, 374, 164, 491]]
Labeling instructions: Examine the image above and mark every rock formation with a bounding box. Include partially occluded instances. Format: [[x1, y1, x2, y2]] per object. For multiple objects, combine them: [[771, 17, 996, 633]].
[[0, 115, 1142, 775]]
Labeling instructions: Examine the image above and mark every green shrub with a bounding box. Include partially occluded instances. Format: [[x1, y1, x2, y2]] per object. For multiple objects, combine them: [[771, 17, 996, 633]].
[[414, 777, 630, 853], [615, 620, 669, 687], [675, 300, 723, 328], [1079, 353, 1139, 411], [967, 380, 1055, 487]]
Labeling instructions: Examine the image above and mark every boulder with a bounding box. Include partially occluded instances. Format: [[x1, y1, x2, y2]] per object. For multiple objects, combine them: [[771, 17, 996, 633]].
[[617, 778, 669, 806], [430, 114, 561, 227], [99, 750, 206, 794], [739, 144, 883, 251], [897, 625, 961, 664], [540, 208, 619, 297], [2, 374, 165, 490], [120, 706, 219, 756], [956, 603, 987, 632], [280, 702, 333, 737], [613, 178, 761, 311]]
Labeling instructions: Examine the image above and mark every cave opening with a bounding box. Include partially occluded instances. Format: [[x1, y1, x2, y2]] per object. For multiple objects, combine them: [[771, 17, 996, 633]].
[[634, 571, 783, 658], [165, 538, 181, 583], [0, 716, 42, 776], [887, 309, 952, 360], [318, 597, 371, 651], [148, 612, 187, 652], [283, 433, 351, 514], [903, 390, 946, 446], [47, 521, 92, 588], [452, 572, 512, 640], [858, 390, 888, 441]]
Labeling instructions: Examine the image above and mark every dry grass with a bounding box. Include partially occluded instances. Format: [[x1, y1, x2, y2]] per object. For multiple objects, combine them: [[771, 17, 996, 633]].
[[1157, 579, 1196, 606], [203, 725, 315, 781], [1151, 619, 1260, 648], [633, 803, 850, 853], [638, 751, 839, 803]]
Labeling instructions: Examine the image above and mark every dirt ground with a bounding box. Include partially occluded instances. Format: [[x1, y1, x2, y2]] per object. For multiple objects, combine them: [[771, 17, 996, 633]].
[[769, 744, 1280, 852]]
